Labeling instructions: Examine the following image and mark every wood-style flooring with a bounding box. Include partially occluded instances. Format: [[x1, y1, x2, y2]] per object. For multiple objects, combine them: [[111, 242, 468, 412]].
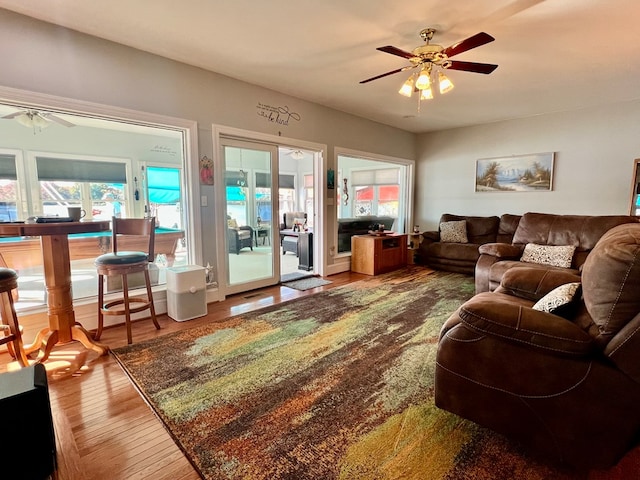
[[0, 271, 366, 480]]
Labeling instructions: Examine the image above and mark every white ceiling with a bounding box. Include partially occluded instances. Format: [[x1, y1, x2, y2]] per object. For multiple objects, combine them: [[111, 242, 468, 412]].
[[1, 0, 640, 133]]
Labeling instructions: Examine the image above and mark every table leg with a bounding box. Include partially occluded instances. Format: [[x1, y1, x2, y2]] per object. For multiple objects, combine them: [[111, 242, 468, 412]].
[[71, 323, 108, 356], [36, 234, 108, 358]]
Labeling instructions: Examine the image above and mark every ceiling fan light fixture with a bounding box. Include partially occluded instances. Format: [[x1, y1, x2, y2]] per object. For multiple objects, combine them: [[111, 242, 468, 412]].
[[290, 150, 304, 160], [15, 112, 52, 130], [420, 85, 434, 100], [398, 75, 415, 97], [415, 66, 431, 90], [438, 71, 454, 94]]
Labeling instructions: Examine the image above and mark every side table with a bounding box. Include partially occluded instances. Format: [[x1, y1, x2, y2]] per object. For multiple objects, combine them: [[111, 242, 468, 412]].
[[254, 226, 270, 246], [407, 232, 423, 264], [351, 233, 408, 275]]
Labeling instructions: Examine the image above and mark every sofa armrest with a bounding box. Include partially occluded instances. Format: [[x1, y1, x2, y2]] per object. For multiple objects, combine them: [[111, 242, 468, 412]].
[[422, 230, 440, 243], [605, 312, 640, 383], [478, 242, 524, 259], [496, 267, 582, 302], [458, 296, 594, 356]]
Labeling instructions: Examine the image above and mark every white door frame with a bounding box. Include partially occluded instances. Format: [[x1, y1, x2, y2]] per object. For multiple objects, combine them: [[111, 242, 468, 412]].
[[212, 124, 327, 300]]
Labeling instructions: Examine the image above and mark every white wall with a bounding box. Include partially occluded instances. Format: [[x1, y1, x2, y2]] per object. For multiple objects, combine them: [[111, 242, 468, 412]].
[[415, 100, 640, 231], [0, 9, 415, 271]]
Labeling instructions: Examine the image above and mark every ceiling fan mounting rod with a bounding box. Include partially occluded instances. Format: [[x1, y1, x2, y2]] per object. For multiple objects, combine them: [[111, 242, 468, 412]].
[[419, 28, 436, 43]]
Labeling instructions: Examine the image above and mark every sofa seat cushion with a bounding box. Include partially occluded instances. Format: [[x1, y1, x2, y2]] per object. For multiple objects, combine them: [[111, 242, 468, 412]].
[[425, 242, 480, 263], [235, 229, 251, 240]]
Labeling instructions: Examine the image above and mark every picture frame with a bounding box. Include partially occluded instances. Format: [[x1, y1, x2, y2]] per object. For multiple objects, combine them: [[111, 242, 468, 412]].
[[475, 152, 555, 192]]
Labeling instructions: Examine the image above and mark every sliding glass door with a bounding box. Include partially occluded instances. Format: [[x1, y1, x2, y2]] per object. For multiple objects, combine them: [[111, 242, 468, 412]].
[[221, 138, 279, 294]]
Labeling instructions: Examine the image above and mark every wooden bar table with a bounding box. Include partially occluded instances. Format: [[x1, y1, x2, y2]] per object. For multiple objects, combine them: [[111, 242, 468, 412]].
[[0, 220, 110, 362]]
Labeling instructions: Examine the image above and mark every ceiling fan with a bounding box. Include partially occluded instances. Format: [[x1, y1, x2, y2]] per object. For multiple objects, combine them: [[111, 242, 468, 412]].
[[2, 108, 75, 130], [360, 28, 498, 98]]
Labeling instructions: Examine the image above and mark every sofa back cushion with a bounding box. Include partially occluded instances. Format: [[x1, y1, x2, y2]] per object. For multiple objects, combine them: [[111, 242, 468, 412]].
[[582, 223, 640, 344], [512, 213, 638, 267], [497, 214, 522, 243], [440, 214, 499, 244]]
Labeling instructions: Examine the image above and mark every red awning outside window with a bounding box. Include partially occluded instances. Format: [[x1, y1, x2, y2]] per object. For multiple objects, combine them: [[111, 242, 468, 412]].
[[355, 185, 398, 201]]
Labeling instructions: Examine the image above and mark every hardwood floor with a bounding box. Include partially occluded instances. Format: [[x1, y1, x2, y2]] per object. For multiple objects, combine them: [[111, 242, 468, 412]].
[[0, 271, 366, 480]]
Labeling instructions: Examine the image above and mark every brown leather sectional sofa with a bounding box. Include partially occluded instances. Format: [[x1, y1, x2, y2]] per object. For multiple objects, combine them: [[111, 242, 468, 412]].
[[475, 212, 639, 293], [435, 222, 640, 468], [419, 213, 521, 274], [420, 212, 638, 293]]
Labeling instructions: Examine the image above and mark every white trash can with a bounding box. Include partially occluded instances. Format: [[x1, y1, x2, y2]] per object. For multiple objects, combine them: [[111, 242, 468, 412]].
[[166, 265, 207, 322]]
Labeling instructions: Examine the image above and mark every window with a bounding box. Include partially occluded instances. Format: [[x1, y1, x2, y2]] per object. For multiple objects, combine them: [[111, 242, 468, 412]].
[[354, 185, 399, 217], [337, 154, 409, 254], [36, 156, 128, 219], [255, 172, 272, 224], [278, 173, 296, 218], [0, 154, 18, 221], [146, 166, 182, 229], [0, 102, 190, 313]]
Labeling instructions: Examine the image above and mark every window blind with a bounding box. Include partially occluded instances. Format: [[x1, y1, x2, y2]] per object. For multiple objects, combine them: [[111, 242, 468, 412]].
[[36, 157, 127, 183], [256, 173, 295, 189], [279, 174, 295, 189], [255, 172, 271, 188], [351, 168, 399, 186], [0, 154, 17, 180]]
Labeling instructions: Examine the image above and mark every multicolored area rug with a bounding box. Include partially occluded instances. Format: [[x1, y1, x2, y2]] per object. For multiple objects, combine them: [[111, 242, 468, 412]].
[[113, 269, 640, 480]]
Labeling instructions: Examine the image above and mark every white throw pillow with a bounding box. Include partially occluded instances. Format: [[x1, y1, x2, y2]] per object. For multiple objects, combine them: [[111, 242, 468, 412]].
[[533, 282, 581, 314], [439, 220, 468, 243], [521, 243, 576, 268]]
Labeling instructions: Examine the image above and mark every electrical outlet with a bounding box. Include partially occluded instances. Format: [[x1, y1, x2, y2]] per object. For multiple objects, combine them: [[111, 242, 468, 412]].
[[200, 195, 208, 207]]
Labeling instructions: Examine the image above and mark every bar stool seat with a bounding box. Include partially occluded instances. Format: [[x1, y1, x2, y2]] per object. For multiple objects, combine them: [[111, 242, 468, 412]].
[[94, 217, 161, 345], [0, 267, 29, 367]]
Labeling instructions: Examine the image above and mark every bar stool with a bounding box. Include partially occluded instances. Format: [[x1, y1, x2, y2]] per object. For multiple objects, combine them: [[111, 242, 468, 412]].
[[94, 217, 161, 345], [0, 267, 29, 366]]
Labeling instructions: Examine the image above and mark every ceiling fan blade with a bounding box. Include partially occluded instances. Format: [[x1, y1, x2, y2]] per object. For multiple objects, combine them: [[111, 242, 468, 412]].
[[376, 45, 416, 60], [1, 112, 22, 119], [44, 114, 75, 127], [443, 32, 495, 58], [447, 60, 498, 74], [360, 65, 415, 84]]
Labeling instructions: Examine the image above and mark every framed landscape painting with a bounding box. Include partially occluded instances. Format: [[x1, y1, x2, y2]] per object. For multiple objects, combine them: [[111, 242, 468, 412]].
[[475, 152, 555, 192]]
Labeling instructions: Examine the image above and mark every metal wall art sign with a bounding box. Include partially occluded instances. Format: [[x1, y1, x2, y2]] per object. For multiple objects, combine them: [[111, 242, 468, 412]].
[[256, 102, 301, 127]]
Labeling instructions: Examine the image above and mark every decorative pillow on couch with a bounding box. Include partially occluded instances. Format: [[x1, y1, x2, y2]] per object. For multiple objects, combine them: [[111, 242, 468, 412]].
[[440, 220, 468, 243], [533, 282, 581, 315], [521, 243, 576, 268]]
